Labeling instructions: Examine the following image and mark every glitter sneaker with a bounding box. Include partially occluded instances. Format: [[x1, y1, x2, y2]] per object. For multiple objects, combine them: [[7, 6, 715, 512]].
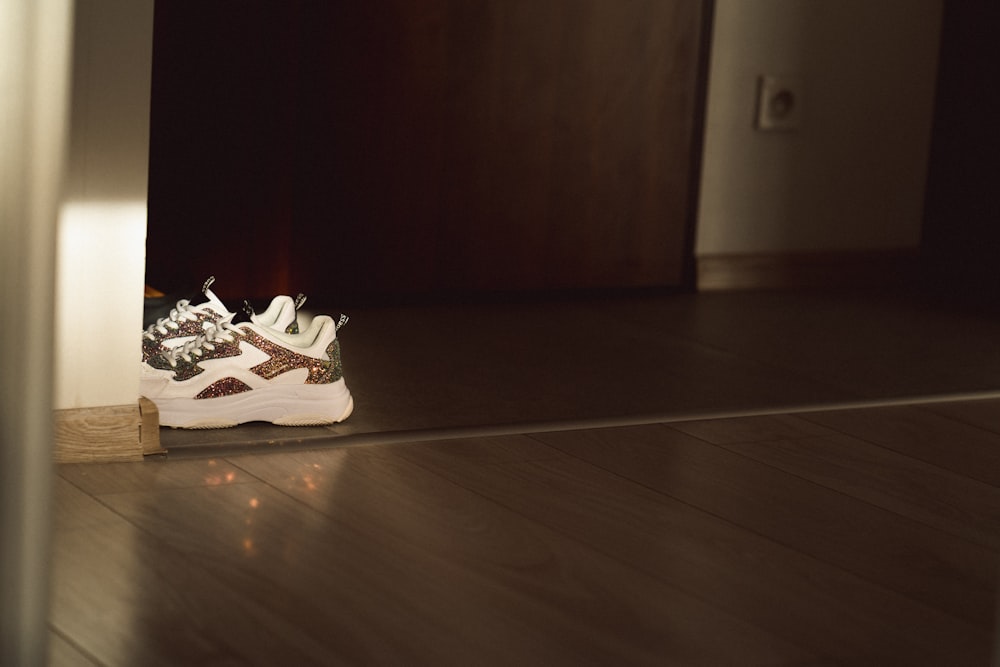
[[140, 312, 353, 429], [141, 276, 304, 362]]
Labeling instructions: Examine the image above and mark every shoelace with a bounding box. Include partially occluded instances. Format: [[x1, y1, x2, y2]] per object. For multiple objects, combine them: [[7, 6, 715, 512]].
[[142, 299, 203, 340], [162, 318, 242, 368]]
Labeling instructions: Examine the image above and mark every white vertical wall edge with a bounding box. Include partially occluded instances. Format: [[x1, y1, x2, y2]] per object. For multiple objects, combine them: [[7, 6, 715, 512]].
[[57, 0, 154, 409], [55, 202, 148, 408], [0, 0, 74, 662]]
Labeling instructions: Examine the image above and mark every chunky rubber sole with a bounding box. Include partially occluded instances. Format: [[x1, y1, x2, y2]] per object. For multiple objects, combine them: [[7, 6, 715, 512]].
[[152, 381, 353, 429]]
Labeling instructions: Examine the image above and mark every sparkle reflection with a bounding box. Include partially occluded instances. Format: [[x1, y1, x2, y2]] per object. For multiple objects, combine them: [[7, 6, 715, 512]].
[[292, 462, 326, 493], [203, 471, 237, 486], [202, 460, 238, 486], [242, 497, 261, 557]]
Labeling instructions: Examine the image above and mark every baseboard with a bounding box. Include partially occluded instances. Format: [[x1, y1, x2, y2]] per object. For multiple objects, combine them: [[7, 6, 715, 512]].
[[54, 397, 163, 463], [696, 248, 920, 291]]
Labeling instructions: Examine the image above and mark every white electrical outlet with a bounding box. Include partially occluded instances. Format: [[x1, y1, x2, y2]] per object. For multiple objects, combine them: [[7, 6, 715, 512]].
[[756, 75, 802, 131]]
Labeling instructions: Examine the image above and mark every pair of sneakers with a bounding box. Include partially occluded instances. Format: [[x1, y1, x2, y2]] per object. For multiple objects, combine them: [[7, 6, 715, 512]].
[[140, 277, 353, 429]]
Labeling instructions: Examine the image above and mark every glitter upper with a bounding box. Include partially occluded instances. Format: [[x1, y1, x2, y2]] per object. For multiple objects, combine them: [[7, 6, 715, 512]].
[[147, 324, 343, 398], [196, 378, 253, 399], [244, 330, 342, 385]]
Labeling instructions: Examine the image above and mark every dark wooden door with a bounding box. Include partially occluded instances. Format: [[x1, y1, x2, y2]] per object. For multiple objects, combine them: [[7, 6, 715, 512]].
[[147, 1, 710, 303], [921, 0, 1000, 299]]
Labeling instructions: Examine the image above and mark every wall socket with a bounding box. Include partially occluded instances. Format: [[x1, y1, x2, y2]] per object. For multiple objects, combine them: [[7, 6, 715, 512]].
[[755, 75, 803, 131]]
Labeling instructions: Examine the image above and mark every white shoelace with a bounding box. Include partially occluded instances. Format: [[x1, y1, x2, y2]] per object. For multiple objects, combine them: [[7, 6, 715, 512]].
[[142, 299, 202, 340], [162, 318, 242, 368]]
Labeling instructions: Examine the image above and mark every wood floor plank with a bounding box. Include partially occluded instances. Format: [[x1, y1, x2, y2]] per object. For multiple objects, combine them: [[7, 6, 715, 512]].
[[52, 473, 123, 532], [58, 457, 255, 495], [379, 435, 992, 664], [800, 404, 1000, 487], [222, 445, 815, 665], [335, 296, 858, 435], [528, 423, 999, 630], [51, 488, 336, 666], [923, 397, 1000, 436], [48, 629, 99, 667], [672, 413, 837, 445], [345, 431, 567, 465], [714, 432, 1000, 551], [54, 480, 401, 666]]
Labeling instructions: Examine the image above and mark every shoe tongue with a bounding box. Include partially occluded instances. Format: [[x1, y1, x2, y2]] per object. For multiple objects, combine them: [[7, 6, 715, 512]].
[[200, 287, 232, 316], [187, 275, 231, 316]]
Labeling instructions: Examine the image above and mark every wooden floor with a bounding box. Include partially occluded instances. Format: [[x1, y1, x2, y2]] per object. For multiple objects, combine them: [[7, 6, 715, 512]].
[[50, 288, 1000, 665], [157, 286, 1000, 455], [50, 396, 1000, 665]]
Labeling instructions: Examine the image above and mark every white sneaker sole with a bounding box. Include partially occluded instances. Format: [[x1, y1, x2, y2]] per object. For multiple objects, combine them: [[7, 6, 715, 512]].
[[152, 380, 354, 429]]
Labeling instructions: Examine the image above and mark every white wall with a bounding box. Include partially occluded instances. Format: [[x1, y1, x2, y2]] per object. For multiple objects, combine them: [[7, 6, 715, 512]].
[[56, 0, 154, 409], [696, 0, 944, 256]]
